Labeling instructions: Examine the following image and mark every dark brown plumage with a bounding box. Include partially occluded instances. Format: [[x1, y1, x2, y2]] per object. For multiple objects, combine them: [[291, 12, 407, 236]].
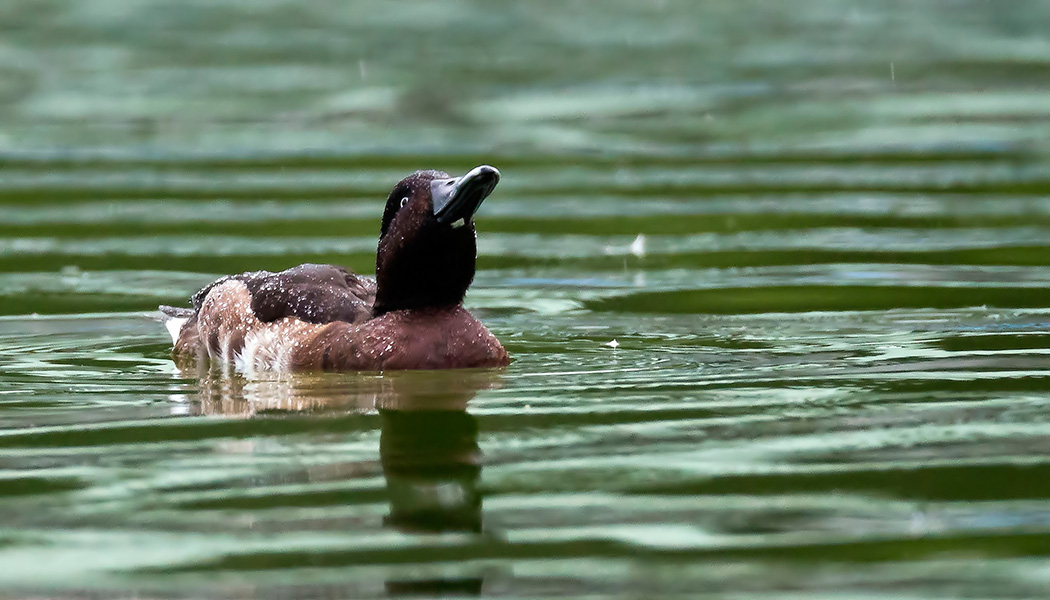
[[160, 165, 509, 373]]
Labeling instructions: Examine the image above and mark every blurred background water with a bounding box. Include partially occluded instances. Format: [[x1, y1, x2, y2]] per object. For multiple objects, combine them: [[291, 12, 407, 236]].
[[2, 1, 1050, 597]]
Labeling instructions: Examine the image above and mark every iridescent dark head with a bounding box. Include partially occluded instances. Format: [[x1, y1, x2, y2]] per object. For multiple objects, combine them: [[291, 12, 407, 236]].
[[373, 165, 500, 315]]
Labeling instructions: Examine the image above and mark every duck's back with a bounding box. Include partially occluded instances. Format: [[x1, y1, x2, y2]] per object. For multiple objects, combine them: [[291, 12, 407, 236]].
[[194, 263, 376, 325], [162, 263, 376, 358]]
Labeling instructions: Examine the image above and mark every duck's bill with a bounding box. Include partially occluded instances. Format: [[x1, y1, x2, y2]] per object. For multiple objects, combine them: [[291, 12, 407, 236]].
[[431, 165, 500, 226]]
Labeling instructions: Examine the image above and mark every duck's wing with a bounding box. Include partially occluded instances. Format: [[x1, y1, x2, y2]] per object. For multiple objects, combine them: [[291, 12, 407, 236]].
[[239, 263, 376, 325], [160, 264, 376, 348]]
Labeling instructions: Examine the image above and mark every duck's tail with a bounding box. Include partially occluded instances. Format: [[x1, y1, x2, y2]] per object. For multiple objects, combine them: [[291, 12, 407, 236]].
[[158, 305, 194, 344]]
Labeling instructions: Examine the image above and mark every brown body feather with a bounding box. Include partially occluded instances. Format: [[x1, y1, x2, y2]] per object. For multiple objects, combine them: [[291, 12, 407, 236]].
[[174, 277, 507, 373]]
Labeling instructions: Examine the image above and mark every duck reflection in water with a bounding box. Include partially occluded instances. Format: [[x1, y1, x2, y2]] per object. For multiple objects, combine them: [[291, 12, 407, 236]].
[[381, 394, 484, 596], [180, 366, 495, 597]]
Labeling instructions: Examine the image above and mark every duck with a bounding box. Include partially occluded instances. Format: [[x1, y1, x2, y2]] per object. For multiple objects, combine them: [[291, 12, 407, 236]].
[[159, 165, 510, 373]]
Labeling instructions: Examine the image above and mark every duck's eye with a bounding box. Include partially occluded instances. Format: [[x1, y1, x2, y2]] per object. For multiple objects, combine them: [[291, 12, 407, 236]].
[[400, 197, 409, 208]]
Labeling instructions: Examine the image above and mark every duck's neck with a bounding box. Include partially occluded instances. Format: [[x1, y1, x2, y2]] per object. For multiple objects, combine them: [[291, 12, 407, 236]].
[[372, 288, 467, 316], [372, 230, 477, 316]]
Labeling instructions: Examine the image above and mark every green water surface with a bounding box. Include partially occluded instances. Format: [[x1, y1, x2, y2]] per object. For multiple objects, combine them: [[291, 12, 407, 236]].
[[2, 1, 1050, 598]]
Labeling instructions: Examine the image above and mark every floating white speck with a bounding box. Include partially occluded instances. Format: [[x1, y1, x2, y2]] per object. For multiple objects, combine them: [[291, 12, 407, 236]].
[[629, 234, 646, 257], [605, 339, 620, 348]]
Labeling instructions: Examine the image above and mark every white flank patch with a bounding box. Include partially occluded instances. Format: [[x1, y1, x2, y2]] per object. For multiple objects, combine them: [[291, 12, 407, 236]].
[[164, 317, 188, 344], [241, 327, 295, 376], [220, 334, 233, 364], [450, 217, 466, 229]]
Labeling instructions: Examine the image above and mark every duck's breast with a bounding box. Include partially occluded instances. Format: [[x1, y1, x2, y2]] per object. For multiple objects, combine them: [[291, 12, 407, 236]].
[[292, 307, 509, 372]]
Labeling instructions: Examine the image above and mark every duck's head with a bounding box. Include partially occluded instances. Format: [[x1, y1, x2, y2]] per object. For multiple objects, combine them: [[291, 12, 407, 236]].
[[373, 165, 500, 315]]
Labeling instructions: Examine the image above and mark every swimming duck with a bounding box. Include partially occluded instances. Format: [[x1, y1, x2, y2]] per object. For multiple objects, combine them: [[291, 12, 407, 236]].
[[160, 165, 509, 373]]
